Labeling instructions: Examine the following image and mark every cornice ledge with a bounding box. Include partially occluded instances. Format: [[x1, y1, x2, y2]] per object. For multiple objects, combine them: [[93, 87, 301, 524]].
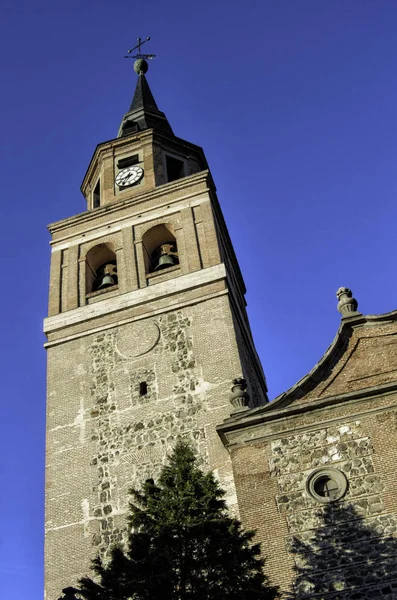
[[359, 308, 397, 324], [44, 263, 226, 334], [48, 170, 213, 235], [153, 130, 205, 154], [217, 380, 397, 443]]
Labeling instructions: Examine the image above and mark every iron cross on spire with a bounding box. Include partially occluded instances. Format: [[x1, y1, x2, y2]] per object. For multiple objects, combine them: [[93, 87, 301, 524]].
[[124, 36, 156, 60]]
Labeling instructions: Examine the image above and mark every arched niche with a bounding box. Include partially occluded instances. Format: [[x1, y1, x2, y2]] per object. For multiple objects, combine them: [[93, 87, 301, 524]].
[[85, 243, 118, 294], [142, 223, 179, 274]]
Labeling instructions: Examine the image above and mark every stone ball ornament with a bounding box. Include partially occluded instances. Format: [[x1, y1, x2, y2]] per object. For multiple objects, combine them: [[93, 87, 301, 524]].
[[134, 58, 149, 74], [230, 377, 250, 412], [336, 287, 359, 316]]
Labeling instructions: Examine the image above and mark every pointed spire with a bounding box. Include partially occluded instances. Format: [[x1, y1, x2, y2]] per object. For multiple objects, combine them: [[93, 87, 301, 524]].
[[118, 59, 173, 137], [129, 72, 159, 112]]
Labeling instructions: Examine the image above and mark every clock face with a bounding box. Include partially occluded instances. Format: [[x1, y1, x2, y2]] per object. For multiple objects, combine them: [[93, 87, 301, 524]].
[[115, 165, 144, 188]]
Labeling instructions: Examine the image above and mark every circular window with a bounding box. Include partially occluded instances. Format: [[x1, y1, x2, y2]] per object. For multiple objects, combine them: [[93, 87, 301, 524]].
[[306, 468, 348, 503]]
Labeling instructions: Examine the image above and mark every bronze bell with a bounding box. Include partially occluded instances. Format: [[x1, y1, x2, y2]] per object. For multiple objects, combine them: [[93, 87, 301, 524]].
[[154, 243, 179, 271], [98, 273, 115, 289], [155, 253, 179, 270], [95, 262, 117, 290]]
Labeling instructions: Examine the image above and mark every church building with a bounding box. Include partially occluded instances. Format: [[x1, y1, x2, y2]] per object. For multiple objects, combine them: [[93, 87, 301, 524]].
[[45, 55, 397, 600]]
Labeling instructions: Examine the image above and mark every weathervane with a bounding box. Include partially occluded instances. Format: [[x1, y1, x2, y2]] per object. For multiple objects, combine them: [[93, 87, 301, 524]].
[[124, 36, 156, 61]]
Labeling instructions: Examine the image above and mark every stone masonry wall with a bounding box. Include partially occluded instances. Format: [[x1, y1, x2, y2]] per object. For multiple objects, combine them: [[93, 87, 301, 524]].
[[45, 294, 242, 599], [269, 419, 397, 599], [88, 311, 207, 556]]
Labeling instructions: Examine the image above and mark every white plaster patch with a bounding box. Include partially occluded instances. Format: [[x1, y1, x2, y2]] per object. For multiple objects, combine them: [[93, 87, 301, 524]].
[[54, 446, 76, 455], [195, 378, 213, 395], [47, 492, 70, 501], [49, 422, 76, 432], [81, 498, 90, 537], [328, 446, 339, 456], [339, 425, 352, 435], [212, 468, 220, 482], [270, 439, 283, 455], [226, 490, 238, 510], [76, 364, 87, 376], [326, 435, 339, 444], [74, 398, 86, 444], [218, 470, 239, 516]]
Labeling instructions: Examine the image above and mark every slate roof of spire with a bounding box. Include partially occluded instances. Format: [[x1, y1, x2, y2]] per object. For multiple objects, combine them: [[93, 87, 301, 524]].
[[129, 73, 159, 112], [118, 72, 173, 137]]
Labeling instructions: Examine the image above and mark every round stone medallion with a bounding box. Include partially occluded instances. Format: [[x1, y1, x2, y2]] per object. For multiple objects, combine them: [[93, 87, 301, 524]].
[[115, 321, 160, 359]]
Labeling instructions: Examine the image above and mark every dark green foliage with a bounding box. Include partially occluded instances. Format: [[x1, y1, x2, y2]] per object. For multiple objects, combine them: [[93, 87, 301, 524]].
[[78, 441, 279, 600]]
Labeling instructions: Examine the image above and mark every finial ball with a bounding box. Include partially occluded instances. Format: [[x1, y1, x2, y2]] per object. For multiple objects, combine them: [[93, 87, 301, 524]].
[[134, 59, 148, 75]]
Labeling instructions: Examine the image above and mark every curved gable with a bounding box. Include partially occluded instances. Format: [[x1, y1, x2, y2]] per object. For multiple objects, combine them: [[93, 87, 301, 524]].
[[270, 309, 397, 411]]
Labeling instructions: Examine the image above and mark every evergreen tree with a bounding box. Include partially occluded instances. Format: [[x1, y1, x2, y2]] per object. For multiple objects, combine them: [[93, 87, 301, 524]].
[[78, 441, 279, 600]]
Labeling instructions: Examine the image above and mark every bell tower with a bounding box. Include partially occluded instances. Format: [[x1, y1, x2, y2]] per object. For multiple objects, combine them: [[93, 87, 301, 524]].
[[44, 55, 268, 599]]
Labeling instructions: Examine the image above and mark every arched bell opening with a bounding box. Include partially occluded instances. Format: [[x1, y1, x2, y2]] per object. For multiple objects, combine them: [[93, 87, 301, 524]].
[[85, 243, 118, 295], [142, 224, 179, 275]]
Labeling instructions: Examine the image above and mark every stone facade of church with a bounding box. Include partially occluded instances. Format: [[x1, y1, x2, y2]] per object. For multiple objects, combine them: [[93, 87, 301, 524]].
[[46, 61, 397, 600], [219, 290, 397, 598]]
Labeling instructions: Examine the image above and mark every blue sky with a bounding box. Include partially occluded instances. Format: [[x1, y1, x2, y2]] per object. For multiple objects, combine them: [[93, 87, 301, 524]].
[[1, 1, 397, 598]]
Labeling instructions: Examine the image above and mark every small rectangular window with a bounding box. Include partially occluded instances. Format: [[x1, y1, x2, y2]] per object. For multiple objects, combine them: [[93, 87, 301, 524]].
[[139, 382, 148, 396], [122, 122, 139, 137], [117, 155, 139, 169], [93, 179, 101, 208], [166, 155, 185, 182]]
